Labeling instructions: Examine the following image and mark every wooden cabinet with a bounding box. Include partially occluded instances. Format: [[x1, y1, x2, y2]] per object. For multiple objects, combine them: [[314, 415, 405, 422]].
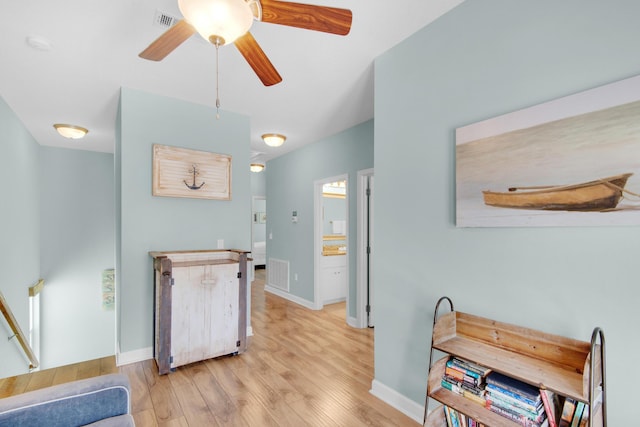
[[423, 297, 606, 427], [150, 250, 249, 374]]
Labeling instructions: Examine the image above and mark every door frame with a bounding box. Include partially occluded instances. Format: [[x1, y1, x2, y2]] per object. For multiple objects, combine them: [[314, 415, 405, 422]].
[[313, 174, 349, 312], [356, 168, 374, 328]]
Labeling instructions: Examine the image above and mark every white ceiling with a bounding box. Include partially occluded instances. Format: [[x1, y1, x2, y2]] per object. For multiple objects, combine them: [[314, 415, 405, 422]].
[[1, 0, 462, 162]]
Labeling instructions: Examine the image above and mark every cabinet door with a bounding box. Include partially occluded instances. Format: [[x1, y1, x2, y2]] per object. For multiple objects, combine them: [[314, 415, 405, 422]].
[[171, 265, 207, 367], [321, 265, 347, 304], [170, 263, 240, 368], [202, 263, 239, 360]]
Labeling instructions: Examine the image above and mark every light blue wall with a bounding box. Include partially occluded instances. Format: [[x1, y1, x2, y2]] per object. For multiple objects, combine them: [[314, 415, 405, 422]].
[[0, 97, 41, 378], [39, 147, 115, 368], [117, 88, 251, 354], [266, 120, 373, 315], [251, 167, 266, 197], [374, 0, 640, 423]]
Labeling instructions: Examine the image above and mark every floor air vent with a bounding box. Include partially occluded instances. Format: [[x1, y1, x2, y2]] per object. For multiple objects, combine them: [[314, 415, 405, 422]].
[[268, 259, 290, 292]]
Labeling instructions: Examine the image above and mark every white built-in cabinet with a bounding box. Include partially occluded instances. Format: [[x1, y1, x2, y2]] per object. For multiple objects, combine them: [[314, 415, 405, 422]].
[[321, 254, 346, 304]]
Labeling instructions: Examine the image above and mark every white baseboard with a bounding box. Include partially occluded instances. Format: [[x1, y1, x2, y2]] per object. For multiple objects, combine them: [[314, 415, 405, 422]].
[[347, 316, 360, 328], [370, 379, 424, 424], [264, 285, 318, 310], [116, 346, 153, 367]]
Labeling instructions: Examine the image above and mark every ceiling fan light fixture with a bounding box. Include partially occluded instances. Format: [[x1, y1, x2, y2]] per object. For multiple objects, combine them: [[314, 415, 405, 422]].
[[53, 124, 88, 139], [178, 0, 254, 45], [250, 163, 265, 172], [262, 133, 286, 147]]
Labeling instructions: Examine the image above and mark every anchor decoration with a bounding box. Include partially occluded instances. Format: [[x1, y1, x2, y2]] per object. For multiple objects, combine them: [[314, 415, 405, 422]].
[[184, 164, 205, 190]]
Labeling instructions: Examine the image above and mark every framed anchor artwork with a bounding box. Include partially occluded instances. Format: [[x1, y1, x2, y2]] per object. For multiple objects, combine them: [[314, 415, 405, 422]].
[[152, 144, 231, 200]]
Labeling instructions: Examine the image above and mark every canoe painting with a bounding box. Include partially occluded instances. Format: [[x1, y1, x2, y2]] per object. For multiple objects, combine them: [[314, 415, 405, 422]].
[[482, 173, 633, 212]]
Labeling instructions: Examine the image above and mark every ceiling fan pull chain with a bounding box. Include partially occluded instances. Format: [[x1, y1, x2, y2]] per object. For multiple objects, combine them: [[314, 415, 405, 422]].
[[215, 37, 221, 120]]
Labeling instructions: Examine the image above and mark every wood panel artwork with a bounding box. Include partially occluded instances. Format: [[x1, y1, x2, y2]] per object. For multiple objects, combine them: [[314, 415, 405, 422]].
[[152, 144, 231, 200]]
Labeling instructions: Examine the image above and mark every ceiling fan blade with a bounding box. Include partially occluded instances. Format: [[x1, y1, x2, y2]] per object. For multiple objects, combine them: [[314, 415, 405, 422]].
[[139, 19, 196, 61], [260, 0, 352, 36], [234, 32, 283, 86]]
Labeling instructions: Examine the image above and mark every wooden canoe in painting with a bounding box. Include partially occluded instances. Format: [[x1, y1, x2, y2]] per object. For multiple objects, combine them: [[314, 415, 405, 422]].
[[483, 173, 633, 211]]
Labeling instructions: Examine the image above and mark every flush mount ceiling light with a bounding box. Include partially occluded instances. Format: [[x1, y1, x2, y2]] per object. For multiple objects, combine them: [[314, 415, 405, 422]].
[[250, 163, 265, 172], [53, 124, 89, 139], [262, 133, 286, 147]]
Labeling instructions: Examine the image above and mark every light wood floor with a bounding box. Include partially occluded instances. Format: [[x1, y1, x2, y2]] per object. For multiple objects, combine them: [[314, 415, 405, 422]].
[[0, 269, 416, 426]]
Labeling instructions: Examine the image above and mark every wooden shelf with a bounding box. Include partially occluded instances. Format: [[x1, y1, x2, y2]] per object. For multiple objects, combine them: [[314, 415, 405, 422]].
[[424, 298, 606, 427], [432, 311, 597, 402]]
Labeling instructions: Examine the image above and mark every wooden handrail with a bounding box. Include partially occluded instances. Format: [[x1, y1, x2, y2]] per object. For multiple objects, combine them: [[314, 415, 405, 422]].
[[29, 279, 45, 297], [0, 283, 41, 370]]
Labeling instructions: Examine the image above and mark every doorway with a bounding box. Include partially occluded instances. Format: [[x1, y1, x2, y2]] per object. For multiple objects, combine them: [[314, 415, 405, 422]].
[[357, 169, 374, 328], [313, 174, 349, 317], [251, 196, 267, 273]]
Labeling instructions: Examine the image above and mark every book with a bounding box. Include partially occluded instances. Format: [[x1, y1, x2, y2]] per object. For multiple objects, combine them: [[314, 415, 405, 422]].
[[486, 383, 540, 407], [487, 386, 543, 413], [444, 405, 453, 427], [486, 395, 546, 424], [558, 398, 577, 427], [443, 376, 485, 396], [487, 402, 549, 427], [570, 402, 585, 427], [578, 404, 589, 427], [446, 406, 461, 427], [447, 357, 491, 379], [463, 389, 486, 406], [486, 372, 542, 403], [539, 389, 561, 427]]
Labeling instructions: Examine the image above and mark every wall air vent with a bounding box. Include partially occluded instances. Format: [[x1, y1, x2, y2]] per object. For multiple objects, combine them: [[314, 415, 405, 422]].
[[153, 10, 179, 29]]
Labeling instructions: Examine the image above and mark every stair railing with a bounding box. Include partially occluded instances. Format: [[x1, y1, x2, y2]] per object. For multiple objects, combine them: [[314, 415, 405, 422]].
[[0, 281, 42, 370]]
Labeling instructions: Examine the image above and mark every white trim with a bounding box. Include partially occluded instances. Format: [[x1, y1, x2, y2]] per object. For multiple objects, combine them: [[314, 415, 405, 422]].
[[346, 316, 359, 328], [370, 379, 423, 424], [116, 346, 153, 367], [264, 285, 318, 310]]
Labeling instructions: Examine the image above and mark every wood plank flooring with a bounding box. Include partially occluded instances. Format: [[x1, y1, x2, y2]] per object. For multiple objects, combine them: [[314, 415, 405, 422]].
[[0, 269, 416, 426]]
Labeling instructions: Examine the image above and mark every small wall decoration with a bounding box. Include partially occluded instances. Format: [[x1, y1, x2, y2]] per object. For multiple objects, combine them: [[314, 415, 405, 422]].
[[152, 144, 231, 200], [102, 269, 115, 311], [456, 74, 640, 227]]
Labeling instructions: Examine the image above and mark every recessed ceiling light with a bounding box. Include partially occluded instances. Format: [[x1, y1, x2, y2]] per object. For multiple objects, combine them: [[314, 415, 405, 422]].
[[25, 35, 52, 51]]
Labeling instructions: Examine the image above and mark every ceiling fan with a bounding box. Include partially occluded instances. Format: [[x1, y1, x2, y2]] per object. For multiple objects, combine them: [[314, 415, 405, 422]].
[[139, 0, 353, 87]]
